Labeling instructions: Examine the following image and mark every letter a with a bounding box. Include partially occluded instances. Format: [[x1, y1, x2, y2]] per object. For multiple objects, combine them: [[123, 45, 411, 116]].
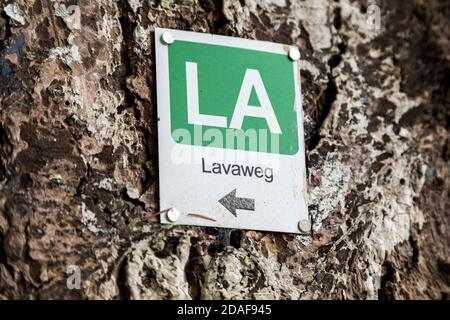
[[229, 69, 282, 134], [186, 62, 227, 127]]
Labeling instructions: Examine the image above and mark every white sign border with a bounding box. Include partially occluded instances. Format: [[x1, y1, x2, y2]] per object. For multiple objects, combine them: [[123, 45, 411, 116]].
[[155, 28, 308, 234]]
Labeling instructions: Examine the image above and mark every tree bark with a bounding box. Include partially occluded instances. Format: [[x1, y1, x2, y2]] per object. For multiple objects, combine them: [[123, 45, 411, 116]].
[[0, 0, 448, 299]]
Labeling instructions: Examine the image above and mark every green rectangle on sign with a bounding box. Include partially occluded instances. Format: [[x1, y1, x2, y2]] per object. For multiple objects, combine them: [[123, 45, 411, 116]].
[[168, 40, 299, 155]]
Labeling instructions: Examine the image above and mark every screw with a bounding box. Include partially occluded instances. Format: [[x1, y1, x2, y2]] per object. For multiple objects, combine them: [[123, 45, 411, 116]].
[[298, 219, 311, 233], [166, 208, 180, 222], [161, 32, 174, 45], [289, 47, 301, 61]]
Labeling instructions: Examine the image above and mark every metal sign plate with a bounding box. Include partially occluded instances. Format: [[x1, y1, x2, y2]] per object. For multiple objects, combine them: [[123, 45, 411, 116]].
[[155, 28, 308, 233]]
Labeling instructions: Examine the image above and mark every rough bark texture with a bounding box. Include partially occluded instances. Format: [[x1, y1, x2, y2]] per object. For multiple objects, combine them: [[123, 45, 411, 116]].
[[0, 0, 449, 300]]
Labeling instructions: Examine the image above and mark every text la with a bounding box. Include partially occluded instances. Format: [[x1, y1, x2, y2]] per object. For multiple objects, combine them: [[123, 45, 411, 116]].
[[186, 62, 282, 133]]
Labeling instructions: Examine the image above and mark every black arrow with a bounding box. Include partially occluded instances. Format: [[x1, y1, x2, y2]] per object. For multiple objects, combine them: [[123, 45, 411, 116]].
[[218, 189, 255, 217]]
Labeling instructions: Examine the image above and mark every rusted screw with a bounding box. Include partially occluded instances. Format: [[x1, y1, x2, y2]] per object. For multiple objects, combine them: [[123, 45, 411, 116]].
[[166, 207, 180, 222]]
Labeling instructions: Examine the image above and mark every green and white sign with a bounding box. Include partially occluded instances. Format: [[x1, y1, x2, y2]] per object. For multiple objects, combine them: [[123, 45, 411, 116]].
[[156, 28, 308, 233]]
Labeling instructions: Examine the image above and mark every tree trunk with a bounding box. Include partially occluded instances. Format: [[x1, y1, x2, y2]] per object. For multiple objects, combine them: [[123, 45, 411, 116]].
[[0, 0, 448, 300]]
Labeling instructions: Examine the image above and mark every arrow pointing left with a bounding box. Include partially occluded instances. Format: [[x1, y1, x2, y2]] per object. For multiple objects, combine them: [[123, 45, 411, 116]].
[[218, 189, 255, 217]]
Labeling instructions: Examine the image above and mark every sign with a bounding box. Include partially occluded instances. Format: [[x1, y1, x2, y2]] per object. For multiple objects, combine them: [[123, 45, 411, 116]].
[[155, 28, 308, 233]]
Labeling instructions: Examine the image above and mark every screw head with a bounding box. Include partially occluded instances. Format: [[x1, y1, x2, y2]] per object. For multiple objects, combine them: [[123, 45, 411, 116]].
[[289, 47, 301, 61], [167, 208, 180, 222], [298, 219, 311, 233], [161, 32, 174, 45]]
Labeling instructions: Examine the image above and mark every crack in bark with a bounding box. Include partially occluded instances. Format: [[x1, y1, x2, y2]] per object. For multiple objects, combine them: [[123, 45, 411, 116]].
[[184, 238, 204, 300], [44, 0, 62, 47], [116, 255, 131, 300], [0, 123, 13, 193], [117, 0, 153, 211], [307, 5, 345, 151]]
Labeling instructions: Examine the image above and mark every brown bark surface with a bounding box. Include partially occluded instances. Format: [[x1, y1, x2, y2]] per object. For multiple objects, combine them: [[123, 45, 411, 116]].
[[0, 0, 448, 299]]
